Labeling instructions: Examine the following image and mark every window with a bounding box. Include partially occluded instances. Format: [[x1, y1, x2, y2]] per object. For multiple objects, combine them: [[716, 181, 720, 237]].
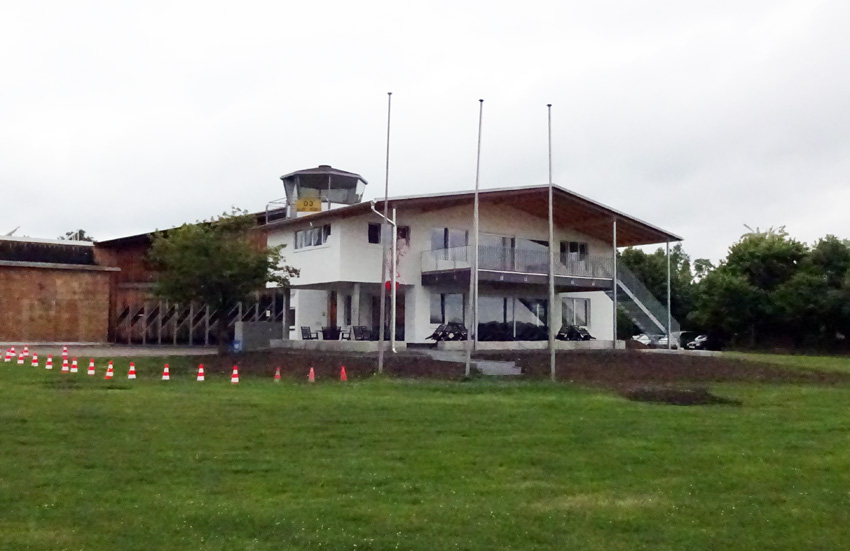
[[560, 241, 588, 262], [430, 228, 469, 250], [289, 308, 296, 331], [562, 297, 590, 326], [430, 293, 465, 324], [294, 224, 331, 250], [343, 295, 352, 326], [368, 223, 409, 245]]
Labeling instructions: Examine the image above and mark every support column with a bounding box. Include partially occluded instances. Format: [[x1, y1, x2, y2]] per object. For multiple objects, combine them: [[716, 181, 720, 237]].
[[612, 218, 618, 350], [352, 283, 361, 326], [282, 288, 291, 340], [666, 240, 672, 350]]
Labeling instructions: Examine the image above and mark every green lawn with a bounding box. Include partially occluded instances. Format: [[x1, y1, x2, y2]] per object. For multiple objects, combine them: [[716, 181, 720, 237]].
[[726, 351, 850, 373], [2, 357, 850, 550]]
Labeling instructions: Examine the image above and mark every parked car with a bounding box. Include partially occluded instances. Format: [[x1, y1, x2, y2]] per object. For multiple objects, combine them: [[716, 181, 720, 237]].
[[632, 333, 663, 346], [686, 334, 722, 351]]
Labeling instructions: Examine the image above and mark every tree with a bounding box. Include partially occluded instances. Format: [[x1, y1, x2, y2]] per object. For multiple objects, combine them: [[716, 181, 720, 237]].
[[58, 229, 94, 241], [147, 209, 298, 353], [619, 243, 695, 325]]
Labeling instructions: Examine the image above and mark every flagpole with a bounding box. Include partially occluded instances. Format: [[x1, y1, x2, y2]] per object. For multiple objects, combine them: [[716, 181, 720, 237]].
[[466, 99, 484, 377], [547, 104, 556, 382], [378, 92, 392, 374]]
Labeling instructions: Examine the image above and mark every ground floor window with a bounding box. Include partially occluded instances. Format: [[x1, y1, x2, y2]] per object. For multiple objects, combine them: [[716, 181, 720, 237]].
[[562, 297, 590, 326], [430, 293, 465, 324]]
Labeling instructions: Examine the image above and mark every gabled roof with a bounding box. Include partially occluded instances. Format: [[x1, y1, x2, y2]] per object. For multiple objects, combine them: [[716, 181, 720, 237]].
[[263, 184, 682, 247]]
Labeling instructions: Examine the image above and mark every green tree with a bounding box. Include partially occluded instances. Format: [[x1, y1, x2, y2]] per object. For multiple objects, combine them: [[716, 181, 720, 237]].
[[147, 209, 298, 353], [619, 243, 694, 326]]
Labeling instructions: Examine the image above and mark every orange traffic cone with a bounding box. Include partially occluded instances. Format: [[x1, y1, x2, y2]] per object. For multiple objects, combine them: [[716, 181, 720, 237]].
[[31, 353, 38, 367], [9, 346, 15, 356], [23, 345, 29, 357], [61, 358, 69, 372], [104, 361, 114, 379], [230, 365, 239, 384], [196, 364, 205, 382], [128, 362, 136, 380], [340, 365, 347, 382], [62, 346, 68, 360], [45, 355, 53, 370], [4, 349, 10, 362], [17, 353, 24, 365], [70, 358, 78, 373], [87, 359, 95, 376], [274, 366, 281, 382], [308, 367, 315, 383], [162, 364, 170, 381]]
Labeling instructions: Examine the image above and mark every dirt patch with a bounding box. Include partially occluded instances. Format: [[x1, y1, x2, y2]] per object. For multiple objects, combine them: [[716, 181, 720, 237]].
[[621, 386, 742, 406], [476, 350, 850, 388]]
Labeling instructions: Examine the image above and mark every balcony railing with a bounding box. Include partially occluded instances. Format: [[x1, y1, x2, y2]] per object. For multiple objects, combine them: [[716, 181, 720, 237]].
[[421, 245, 614, 279]]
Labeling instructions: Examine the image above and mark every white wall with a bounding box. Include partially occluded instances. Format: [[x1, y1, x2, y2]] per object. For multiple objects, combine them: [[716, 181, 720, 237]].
[[563, 290, 614, 340]]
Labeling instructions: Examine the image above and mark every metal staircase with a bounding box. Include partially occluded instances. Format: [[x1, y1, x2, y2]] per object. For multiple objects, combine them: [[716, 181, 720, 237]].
[[606, 264, 680, 336]]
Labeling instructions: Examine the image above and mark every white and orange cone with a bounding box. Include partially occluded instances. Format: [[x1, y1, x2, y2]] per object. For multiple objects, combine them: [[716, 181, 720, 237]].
[[162, 364, 170, 381], [340, 365, 347, 382], [104, 361, 114, 380], [17, 353, 24, 365], [62, 346, 68, 360], [127, 362, 136, 380], [87, 359, 95, 376], [45, 355, 53, 370], [308, 367, 315, 383], [196, 364, 205, 382], [230, 365, 239, 384], [4, 349, 10, 362], [31, 353, 38, 368], [274, 366, 281, 382], [23, 345, 29, 357], [61, 358, 69, 373], [70, 358, 78, 373], [9, 346, 15, 356]]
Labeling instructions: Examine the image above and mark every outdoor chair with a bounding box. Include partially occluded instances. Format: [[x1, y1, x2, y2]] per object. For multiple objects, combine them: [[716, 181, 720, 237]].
[[301, 326, 319, 340], [322, 326, 341, 340], [352, 326, 371, 341]]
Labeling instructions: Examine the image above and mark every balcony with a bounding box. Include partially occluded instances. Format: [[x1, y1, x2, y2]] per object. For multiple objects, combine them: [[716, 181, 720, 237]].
[[421, 245, 614, 289]]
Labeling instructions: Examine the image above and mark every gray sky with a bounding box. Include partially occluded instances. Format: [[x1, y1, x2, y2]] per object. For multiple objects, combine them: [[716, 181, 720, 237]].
[[2, 0, 848, 262]]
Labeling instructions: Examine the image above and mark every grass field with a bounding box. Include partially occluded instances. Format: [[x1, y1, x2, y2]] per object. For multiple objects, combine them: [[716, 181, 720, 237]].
[[2, 355, 850, 550]]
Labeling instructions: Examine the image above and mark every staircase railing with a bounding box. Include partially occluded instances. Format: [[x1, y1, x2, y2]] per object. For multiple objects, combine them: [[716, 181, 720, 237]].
[[614, 263, 680, 335]]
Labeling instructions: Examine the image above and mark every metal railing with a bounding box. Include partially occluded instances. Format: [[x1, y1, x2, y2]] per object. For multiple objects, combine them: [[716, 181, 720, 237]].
[[611, 263, 681, 334], [421, 245, 615, 279]]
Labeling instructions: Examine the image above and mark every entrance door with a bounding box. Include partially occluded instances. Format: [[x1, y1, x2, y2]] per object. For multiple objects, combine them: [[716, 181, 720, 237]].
[[328, 291, 337, 327]]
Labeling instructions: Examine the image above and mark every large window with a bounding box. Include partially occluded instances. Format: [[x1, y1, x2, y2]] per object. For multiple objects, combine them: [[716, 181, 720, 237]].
[[295, 224, 331, 249], [431, 228, 468, 250], [430, 293, 465, 324], [369, 223, 410, 245], [562, 297, 590, 326], [560, 241, 588, 262]]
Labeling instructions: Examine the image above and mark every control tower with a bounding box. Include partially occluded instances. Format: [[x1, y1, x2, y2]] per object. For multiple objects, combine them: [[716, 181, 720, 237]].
[[277, 165, 368, 219]]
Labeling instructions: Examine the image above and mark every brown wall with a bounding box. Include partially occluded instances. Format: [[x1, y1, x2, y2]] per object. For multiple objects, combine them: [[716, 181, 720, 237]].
[[0, 265, 111, 342]]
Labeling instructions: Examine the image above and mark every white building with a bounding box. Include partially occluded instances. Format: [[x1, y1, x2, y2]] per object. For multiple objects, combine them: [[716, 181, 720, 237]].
[[265, 166, 681, 347]]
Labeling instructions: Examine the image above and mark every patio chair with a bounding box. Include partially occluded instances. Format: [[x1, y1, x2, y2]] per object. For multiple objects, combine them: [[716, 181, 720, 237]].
[[301, 326, 319, 340], [352, 326, 371, 341]]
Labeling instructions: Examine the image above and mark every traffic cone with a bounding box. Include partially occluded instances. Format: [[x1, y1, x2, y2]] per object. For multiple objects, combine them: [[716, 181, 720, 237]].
[[340, 365, 347, 382], [61, 358, 69, 373], [162, 364, 170, 381], [9, 346, 15, 356], [230, 365, 239, 384], [308, 367, 315, 383], [274, 366, 281, 382], [128, 362, 136, 380], [62, 346, 68, 360], [87, 359, 95, 376], [104, 361, 114, 379], [196, 364, 205, 382], [4, 349, 10, 362], [17, 353, 24, 365], [31, 353, 38, 367], [70, 358, 78, 373], [23, 345, 29, 357], [45, 355, 53, 370]]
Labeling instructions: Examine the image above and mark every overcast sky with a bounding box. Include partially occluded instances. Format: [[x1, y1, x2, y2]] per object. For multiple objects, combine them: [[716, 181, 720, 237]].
[[2, 0, 848, 262]]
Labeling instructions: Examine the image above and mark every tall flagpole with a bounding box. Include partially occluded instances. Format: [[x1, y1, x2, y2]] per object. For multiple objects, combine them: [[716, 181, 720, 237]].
[[378, 92, 392, 374], [465, 99, 484, 377], [547, 104, 556, 382]]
